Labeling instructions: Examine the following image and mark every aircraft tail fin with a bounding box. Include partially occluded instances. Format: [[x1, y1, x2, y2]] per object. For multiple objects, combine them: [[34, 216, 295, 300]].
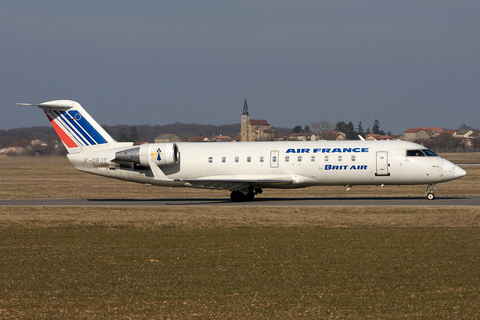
[[17, 100, 116, 154]]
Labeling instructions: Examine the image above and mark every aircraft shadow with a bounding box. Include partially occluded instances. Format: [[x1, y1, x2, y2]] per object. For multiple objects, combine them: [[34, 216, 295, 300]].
[[87, 196, 468, 206]]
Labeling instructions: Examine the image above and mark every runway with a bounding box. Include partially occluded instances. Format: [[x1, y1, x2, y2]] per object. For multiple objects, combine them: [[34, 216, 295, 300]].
[[1, 196, 480, 207]]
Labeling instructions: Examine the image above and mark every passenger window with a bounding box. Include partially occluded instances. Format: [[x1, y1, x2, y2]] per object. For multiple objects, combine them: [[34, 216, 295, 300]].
[[325, 156, 329, 162], [260, 156, 264, 162], [311, 156, 315, 162], [247, 156, 251, 162], [338, 155, 342, 161], [285, 156, 289, 162], [235, 156, 239, 162], [351, 155, 356, 161], [208, 157, 213, 163], [298, 156, 302, 162], [272, 156, 277, 162], [222, 156, 226, 163]]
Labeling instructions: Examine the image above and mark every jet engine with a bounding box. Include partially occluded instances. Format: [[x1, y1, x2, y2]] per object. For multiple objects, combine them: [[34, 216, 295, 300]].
[[115, 143, 179, 167]]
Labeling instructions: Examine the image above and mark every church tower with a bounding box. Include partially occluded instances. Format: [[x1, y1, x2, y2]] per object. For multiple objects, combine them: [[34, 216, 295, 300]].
[[239, 97, 252, 142]]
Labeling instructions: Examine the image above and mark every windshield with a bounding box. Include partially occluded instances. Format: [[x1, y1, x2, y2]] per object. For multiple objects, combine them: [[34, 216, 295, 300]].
[[422, 149, 438, 156], [406, 149, 438, 157]]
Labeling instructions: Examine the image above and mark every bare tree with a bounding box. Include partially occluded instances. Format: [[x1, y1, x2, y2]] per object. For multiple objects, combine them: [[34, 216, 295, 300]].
[[310, 120, 333, 132]]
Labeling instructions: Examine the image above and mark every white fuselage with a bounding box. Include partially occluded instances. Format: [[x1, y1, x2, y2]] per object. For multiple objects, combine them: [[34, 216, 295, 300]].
[[67, 140, 465, 190], [22, 100, 466, 201]]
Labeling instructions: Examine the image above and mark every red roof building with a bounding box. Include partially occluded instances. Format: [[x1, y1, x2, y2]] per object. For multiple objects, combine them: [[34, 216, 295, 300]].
[[404, 127, 443, 141]]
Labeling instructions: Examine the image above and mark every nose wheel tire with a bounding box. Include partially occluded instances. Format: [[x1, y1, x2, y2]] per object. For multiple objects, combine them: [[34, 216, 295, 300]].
[[425, 184, 436, 200]]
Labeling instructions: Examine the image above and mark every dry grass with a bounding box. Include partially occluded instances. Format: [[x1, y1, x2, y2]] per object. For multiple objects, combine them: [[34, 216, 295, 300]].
[[1, 224, 480, 319], [1, 155, 480, 319], [441, 152, 480, 164], [1, 206, 480, 229], [1, 155, 479, 200]]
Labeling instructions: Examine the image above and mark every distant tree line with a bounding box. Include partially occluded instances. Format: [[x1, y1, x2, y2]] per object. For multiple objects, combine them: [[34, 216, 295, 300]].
[[104, 123, 243, 142], [0, 123, 292, 155], [0, 126, 58, 148], [105, 123, 291, 142], [422, 132, 480, 151], [292, 119, 388, 140], [0, 123, 246, 148], [2, 120, 479, 156]]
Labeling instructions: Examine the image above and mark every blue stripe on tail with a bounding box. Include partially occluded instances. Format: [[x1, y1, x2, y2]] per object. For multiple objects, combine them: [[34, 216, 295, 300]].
[[64, 111, 96, 145], [51, 110, 109, 146], [68, 110, 108, 144], [51, 110, 86, 147], [54, 110, 89, 146]]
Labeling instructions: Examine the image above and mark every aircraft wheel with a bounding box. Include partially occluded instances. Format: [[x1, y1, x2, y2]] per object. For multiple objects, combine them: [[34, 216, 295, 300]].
[[246, 191, 255, 201], [427, 193, 435, 200], [230, 191, 245, 202]]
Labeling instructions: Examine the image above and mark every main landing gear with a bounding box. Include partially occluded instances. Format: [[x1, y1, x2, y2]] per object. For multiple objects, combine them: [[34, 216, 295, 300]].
[[230, 187, 262, 202], [425, 183, 436, 200]]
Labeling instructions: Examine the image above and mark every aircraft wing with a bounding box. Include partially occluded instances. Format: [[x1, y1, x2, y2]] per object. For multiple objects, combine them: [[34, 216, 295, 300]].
[[182, 178, 293, 191], [147, 160, 294, 190]]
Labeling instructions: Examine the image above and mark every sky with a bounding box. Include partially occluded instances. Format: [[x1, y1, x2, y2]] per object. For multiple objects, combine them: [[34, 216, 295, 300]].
[[1, 1, 479, 134]]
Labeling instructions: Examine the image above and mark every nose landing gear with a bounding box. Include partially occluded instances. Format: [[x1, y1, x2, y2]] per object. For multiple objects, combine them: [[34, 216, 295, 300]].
[[425, 183, 436, 200]]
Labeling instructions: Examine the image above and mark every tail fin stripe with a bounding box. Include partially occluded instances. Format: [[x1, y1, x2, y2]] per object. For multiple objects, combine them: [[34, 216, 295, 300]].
[[49, 110, 86, 147], [45, 112, 79, 148], [52, 109, 108, 146], [58, 110, 96, 146], [67, 110, 108, 145], [53, 110, 89, 146]]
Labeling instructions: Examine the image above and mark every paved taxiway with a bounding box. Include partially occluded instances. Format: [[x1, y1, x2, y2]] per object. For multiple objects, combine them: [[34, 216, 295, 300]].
[[1, 196, 480, 207]]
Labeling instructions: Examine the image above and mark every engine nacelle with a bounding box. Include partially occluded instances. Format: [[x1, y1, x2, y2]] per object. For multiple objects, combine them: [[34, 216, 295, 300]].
[[115, 143, 179, 167]]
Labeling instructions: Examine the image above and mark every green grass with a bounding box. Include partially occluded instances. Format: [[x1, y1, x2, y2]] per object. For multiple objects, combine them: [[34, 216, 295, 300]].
[[2, 155, 480, 319], [1, 226, 480, 319]]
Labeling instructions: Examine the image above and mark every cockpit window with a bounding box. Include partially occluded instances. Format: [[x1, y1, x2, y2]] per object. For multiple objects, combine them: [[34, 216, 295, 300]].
[[407, 150, 425, 156], [422, 149, 438, 156], [406, 149, 438, 157]]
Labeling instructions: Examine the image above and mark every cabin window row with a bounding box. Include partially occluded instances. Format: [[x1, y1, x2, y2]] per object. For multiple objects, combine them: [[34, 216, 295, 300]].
[[209, 156, 263, 163], [208, 155, 358, 163], [285, 155, 356, 162]]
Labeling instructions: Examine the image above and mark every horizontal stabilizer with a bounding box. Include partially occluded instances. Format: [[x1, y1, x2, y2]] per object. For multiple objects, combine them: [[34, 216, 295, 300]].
[[16, 101, 76, 110]]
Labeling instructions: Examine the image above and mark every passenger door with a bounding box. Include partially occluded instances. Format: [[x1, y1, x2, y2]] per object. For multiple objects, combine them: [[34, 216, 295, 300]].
[[270, 150, 279, 168], [376, 151, 390, 176]]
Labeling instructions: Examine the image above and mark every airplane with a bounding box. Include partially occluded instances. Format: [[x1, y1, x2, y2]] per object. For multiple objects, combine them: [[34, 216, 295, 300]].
[[18, 100, 466, 201]]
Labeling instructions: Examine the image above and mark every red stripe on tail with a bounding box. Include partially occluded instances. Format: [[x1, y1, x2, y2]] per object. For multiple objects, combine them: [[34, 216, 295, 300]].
[[45, 112, 78, 148]]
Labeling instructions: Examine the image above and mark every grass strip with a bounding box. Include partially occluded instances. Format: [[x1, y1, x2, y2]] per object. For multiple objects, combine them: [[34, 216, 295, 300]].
[[1, 225, 479, 319], [1, 206, 480, 228]]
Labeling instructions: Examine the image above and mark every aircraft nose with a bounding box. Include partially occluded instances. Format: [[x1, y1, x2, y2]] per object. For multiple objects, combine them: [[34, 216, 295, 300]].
[[454, 165, 467, 179]]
